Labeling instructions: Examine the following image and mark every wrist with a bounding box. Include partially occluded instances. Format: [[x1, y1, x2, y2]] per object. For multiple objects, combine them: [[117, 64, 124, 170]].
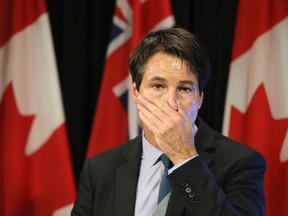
[[168, 150, 198, 165]]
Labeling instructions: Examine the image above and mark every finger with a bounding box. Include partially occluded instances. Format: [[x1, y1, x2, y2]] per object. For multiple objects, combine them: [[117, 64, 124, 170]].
[[137, 102, 163, 126], [138, 109, 159, 133], [139, 95, 176, 117], [137, 95, 167, 119]]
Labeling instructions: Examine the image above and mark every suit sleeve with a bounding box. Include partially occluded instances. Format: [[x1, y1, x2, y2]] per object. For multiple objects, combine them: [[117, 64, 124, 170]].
[[168, 151, 266, 216], [71, 160, 93, 216]]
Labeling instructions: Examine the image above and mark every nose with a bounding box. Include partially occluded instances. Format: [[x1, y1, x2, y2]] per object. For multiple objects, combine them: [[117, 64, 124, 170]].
[[167, 90, 178, 111]]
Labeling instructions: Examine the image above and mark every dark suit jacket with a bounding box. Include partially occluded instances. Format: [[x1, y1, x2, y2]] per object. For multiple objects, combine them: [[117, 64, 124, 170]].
[[71, 118, 266, 216]]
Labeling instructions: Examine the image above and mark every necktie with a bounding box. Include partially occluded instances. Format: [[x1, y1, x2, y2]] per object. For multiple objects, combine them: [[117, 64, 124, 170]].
[[156, 154, 172, 216]]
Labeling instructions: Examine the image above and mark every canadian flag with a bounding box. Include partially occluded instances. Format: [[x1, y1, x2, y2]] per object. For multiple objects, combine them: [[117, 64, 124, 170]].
[[87, 0, 175, 158], [223, 0, 288, 215], [0, 0, 75, 215]]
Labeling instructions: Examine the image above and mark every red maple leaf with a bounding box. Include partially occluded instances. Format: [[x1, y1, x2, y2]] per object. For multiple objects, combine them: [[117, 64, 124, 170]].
[[0, 83, 75, 216], [229, 83, 288, 216]]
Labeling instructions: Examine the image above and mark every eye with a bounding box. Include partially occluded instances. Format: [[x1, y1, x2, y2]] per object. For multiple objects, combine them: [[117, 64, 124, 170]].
[[179, 87, 193, 93], [152, 84, 163, 90]]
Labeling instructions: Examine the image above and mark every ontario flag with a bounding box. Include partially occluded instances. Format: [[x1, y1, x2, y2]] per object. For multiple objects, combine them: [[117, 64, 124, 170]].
[[87, 0, 175, 158], [0, 0, 75, 215], [223, 0, 288, 215]]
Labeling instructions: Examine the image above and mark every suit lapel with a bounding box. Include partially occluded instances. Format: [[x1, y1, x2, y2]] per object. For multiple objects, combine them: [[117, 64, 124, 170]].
[[114, 136, 142, 216], [195, 117, 216, 167]]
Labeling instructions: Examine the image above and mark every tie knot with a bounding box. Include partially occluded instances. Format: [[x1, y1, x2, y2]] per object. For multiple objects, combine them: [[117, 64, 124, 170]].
[[160, 154, 171, 169]]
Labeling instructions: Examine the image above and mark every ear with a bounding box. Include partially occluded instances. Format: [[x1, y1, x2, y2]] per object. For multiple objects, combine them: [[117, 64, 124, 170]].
[[198, 92, 204, 109], [132, 82, 139, 104]]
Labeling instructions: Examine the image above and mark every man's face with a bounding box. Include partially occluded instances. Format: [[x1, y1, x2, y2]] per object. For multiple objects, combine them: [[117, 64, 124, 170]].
[[134, 53, 203, 125]]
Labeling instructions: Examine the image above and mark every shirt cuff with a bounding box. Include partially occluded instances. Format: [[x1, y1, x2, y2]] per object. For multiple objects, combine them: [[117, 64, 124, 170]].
[[168, 155, 199, 174]]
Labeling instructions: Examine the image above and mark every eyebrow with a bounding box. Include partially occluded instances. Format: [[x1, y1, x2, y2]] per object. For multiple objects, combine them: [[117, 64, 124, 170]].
[[179, 80, 196, 85], [148, 76, 196, 85], [148, 76, 167, 83]]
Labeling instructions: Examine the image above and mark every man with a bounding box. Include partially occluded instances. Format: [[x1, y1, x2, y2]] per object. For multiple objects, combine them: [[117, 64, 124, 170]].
[[71, 28, 266, 216]]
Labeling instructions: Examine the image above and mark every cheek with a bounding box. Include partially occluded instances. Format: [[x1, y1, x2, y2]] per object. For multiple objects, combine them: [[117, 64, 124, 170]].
[[140, 87, 162, 98], [183, 99, 200, 122]]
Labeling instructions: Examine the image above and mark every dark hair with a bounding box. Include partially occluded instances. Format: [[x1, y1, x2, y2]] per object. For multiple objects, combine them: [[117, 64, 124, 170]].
[[129, 27, 210, 93]]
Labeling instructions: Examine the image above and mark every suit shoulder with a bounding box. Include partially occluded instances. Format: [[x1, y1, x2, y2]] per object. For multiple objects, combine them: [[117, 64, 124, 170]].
[[86, 136, 142, 167], [197, 118, 265, 163], [211, 128, 266, 167]]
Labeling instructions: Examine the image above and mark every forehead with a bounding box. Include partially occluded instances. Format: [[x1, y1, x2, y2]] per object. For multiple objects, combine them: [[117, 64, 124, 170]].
[[142, 53, 197, 81]]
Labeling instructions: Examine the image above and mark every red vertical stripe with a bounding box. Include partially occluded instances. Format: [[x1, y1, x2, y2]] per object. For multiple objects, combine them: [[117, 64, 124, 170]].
[[0, 0, 46, 47], [232, 0, 288, 60]]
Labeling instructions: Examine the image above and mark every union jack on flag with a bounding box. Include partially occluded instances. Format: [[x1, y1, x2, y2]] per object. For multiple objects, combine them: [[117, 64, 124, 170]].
[[87, 0, 175, 158]]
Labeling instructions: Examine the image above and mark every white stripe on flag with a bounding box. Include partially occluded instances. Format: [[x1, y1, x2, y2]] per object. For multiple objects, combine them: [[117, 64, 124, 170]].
[[0, 13, 65, 156], [223, 17, 288, 136]]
